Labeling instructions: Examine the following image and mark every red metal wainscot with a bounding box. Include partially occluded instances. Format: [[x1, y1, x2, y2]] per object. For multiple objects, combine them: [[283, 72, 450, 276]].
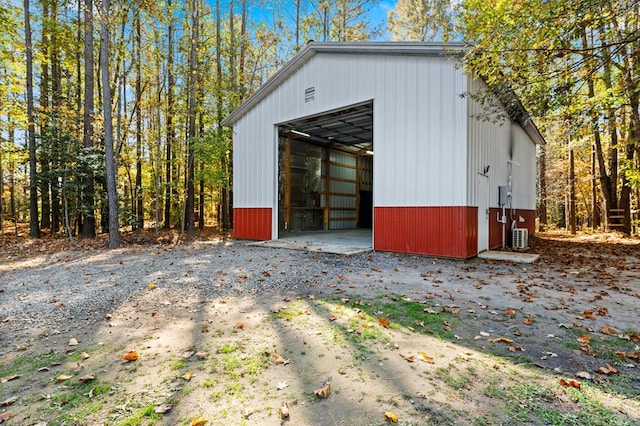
[[233, 208, 272, 240], [488, 208, 536, 250], [374, 206, 478, 259]]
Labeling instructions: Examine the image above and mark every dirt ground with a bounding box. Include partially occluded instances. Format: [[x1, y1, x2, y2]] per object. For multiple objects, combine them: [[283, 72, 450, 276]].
[[1, 230, 639, 425]]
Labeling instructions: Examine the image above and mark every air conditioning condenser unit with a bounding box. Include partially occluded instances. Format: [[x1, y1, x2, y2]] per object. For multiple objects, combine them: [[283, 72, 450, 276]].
[[512, 228, 528, 249]]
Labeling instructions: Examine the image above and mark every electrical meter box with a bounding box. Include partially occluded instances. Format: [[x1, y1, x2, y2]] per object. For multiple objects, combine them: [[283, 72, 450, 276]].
[[498, 186, 509, 206]]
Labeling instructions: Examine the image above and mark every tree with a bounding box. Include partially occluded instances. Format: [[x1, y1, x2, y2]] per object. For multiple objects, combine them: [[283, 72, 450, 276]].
[[24, 0, 40, 238], [82, 0, 96, 237], [459, 0, 640, 234], [183, 0, 199, 234], [388, 0, 452, 41], [100, 0, 120, 248]]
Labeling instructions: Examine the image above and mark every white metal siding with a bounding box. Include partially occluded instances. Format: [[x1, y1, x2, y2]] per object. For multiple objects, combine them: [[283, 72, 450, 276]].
[[233, 52, 469, 215], [511, 124, 537, 210], [466, 76, 536, 210]]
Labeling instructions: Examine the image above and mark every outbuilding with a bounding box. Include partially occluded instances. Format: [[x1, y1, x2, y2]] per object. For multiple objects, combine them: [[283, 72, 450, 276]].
[[222, 42, 545, 258]]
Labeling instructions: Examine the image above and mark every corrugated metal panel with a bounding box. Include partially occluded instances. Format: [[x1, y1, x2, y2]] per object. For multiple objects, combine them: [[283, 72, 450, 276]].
[[511, 125, 537, 210], [232, 52, 469, 218], [374, 206, 477, 258], [488, 208, 536, 249], [233, 208, 272, 240]]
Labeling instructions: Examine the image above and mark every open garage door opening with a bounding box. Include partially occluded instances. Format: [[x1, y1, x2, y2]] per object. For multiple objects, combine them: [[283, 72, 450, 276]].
[[277, 101, 373, 241]]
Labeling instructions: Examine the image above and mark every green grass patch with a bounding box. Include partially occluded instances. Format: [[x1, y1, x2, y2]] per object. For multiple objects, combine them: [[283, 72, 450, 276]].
[[116, 403, 163, 426]]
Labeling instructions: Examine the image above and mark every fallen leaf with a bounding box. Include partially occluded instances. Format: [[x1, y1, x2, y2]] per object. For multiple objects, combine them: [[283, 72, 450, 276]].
[[559, 378, 581, 389], [493, 364, 500, 370], [0, 375, 20, 383], [2, 317, 17, 323], [148, 283, 157, 290], [575, 371, 591, 380], [279, 403, 289, 419], [488, 337, 513, 344], [615, 351, 627, 358], [80, 352, 90, 360], [272, 350, 290, 365], [418, 351, 435, 363], [522, 317, 532, 325], [404, 354, 415, 362], [581, 310, 595, 320], [277, 381, 289, 390], [328, 313, 338, 321], [0, 396, 18, 407], [597, 364, 619, 375], [191, 418, 207, 426], [384, 411, 398, 423], [314, 383, 331, 398], [56, 374, 73, 381], [155, 404, 172, 414], [580, 343, 596, 356], [378, 317, 390, 328], [78, 373, 95, 383], [628, 332, 640, 342], [68, 338, 79, 346], [0, 412, 12, 422], [576, 335, 590, 344], [182, 371, 193, 381], [121, 351, 139, 362], [600, 326, 617, 335], [234, 323, 245, 330], [196, 351, 208, 359], [505, 309, 516, 316]]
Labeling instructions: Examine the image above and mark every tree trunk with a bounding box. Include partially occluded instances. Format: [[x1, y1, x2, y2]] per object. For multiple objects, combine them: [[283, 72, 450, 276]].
[[537, 144, 546, 231], [135, 10, 143, 231], [164, 0, 174, 229], [82, 0, 96, 237], [568, 149, 576, 234], [100, 0, 120, 248], [184, 0, 199, 235], [39, 0, 51, 230], [24, 0, 40, 238], [50, 0, 61, 233]]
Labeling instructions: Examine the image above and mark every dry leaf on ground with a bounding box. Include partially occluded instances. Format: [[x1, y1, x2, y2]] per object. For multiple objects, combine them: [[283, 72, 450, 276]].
[[597, 364, 619, 375], [155, 404, 172, 414], [121, 351, 139, 362], [0, 396, 18, 407], [78, 373, 95, 383], [272, 350, 290, 365], [559, 378, 581, 389], [191, 418, 207, 426], [0, 375, 20, 383], [182, 371, 193, 381], [279, 402, 289, 419], [418, 351, 435, 363], [379, 317, 390, 328], [56, 374, 73, 381], [314, 383, 331, 398], [488, 337, 513, 344], [576, 335, 590, 344], [384, 411, 398, 422], [600, 326, 617, 335], [0, 411, 12, 422]]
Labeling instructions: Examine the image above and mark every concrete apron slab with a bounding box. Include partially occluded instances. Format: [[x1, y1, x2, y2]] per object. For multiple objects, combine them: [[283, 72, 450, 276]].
[[477, 250, 540, 264], [249, 239, 373, 256]]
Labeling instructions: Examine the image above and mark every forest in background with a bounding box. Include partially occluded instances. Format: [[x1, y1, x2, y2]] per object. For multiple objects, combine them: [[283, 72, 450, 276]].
[[1, 0, 639, 248]]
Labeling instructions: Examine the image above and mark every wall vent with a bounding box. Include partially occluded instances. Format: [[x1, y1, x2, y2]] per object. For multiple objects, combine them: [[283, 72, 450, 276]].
[[512, 228, 528, 249], [305, 87, 315, 102]]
